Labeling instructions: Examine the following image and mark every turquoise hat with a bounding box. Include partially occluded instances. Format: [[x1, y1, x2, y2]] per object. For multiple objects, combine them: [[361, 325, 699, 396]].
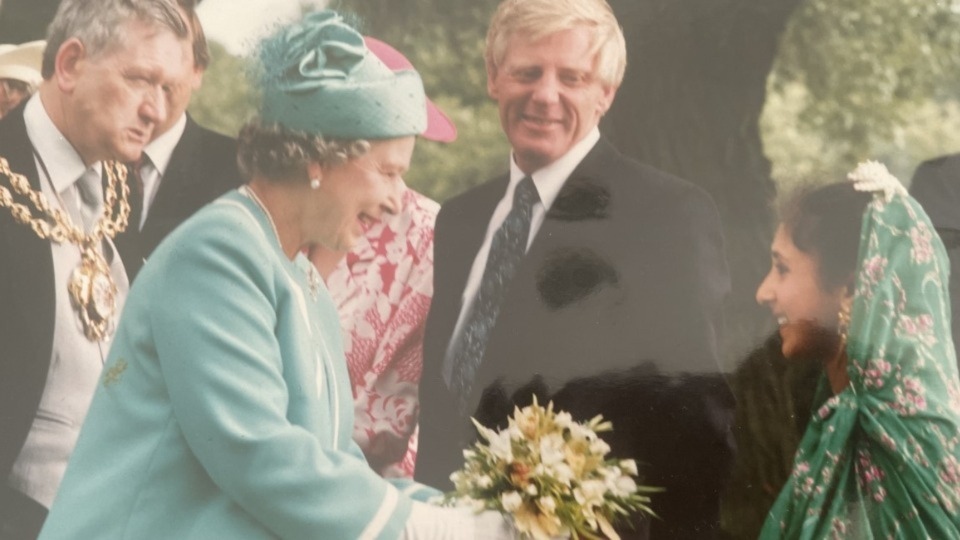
[[257, 11, 428, 140]]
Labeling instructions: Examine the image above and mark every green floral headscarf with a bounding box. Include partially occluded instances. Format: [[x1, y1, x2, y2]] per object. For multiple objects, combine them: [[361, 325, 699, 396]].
[[760, 162, 960, 539]]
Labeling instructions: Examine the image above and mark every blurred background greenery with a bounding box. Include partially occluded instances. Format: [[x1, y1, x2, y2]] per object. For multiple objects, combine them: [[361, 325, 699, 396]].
[[3, 0, 959, 536]]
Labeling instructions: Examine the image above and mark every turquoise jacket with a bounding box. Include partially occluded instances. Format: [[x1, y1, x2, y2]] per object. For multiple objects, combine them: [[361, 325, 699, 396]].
[[40, 191, 434, 539]]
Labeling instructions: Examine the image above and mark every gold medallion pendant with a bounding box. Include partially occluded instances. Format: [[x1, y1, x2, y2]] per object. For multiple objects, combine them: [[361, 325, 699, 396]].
[[0, 157, 130, 342], [68, 242, 118, 341]]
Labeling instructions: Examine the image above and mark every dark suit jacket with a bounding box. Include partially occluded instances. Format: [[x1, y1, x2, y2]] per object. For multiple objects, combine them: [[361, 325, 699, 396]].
[[0, 104, 59, 486], [415, 138, 734, 538], [911, 153, 960, 362], [114, 115, 240, 281]]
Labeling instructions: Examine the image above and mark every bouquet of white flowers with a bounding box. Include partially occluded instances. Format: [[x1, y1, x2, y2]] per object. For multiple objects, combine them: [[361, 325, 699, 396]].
[[442, 398, 659, 540]]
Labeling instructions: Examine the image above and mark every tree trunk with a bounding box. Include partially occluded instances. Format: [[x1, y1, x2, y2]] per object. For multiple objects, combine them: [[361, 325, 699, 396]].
[[604, 0, 804, 366], [0, 0, 60, 43]]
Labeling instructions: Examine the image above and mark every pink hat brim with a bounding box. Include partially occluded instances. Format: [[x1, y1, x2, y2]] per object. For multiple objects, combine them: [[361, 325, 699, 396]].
[[364, 36, 457, 143]]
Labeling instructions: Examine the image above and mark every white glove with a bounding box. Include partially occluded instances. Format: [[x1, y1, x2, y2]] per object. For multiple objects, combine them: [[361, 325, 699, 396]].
[[400, 500, 514, 539]]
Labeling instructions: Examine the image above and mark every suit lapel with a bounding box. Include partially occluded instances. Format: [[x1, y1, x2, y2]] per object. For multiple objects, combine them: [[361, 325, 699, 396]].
[[424, 175, 509, 380], [472, 139, 620, 389], [0, 103, 57, 414], [0, 105, 42, 192], [447, 175, 510, 301], [140, 116, 200, 236]]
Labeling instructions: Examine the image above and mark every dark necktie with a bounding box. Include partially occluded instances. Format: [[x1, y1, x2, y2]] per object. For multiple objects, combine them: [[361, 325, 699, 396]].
[[449, 176, 539, 412], [126, 156, 147, 232], [114, 156, 148, 281]]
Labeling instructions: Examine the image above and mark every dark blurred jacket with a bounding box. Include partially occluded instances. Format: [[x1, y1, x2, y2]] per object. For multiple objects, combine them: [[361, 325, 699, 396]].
[[911, 154, 960, 363]]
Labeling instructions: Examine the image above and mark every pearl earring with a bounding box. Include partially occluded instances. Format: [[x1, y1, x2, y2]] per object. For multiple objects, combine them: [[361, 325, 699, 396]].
[[310, 178, 321, 190]]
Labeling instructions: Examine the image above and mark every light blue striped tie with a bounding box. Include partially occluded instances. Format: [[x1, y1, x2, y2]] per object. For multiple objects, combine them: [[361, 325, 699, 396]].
[[76, 168, 103, 232]]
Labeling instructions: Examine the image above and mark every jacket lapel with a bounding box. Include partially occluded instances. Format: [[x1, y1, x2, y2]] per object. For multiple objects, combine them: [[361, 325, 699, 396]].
[[0, 103, 57, 475], [424, 175, 510, 373], [140, 116, 200, 236], [471, 139, 619, 390]]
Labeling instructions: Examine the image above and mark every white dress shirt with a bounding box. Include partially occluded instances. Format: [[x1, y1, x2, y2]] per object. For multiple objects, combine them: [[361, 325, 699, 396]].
[[137, 113, 186, 229], [444, 127, 602, 370]]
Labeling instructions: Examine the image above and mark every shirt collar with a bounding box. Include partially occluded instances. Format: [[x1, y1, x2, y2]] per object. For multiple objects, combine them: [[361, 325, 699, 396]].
[[509, 126, 601, 211], [23, 94, 101, 194], [143, 113, 187, 175]]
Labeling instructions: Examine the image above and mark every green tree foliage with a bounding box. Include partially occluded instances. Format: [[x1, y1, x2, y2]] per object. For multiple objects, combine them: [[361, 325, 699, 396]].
[[336, 0, 509, 201], [188, 41, 258, 139], [408, 98, 509, 202], [764, 0, 960, 186]]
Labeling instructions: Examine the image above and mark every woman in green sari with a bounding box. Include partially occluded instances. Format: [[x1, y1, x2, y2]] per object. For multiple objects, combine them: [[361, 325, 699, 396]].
[[755, 161, 960, 538]]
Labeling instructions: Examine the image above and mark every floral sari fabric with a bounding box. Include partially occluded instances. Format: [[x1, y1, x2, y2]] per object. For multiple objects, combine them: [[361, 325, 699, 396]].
[[760, 188, 960, 538]]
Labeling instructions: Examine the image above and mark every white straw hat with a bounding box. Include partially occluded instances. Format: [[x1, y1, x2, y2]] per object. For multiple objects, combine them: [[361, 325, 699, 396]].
[[0, 41, 45, 87]]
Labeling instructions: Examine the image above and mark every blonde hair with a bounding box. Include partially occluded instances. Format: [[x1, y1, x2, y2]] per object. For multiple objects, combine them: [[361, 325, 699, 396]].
[[485, 0, 626, 88]]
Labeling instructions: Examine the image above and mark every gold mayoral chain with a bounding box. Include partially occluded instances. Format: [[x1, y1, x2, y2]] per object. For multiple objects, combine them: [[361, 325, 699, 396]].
[[0, 156, 131, 342]]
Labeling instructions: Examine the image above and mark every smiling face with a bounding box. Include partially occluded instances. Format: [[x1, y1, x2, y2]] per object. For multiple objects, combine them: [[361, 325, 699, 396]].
[[60, 19, 193, 164], [308, 136, 412, 251], [487, 26, 616, 174], [756, 225, 849, 360]]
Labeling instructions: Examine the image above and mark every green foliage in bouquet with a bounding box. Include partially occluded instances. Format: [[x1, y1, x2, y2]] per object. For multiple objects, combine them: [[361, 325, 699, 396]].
[[442, 398, 661, 540]]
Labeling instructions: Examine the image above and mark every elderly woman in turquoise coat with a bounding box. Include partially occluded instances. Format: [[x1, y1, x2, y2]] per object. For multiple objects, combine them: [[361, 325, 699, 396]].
[[38, 11, 510, 540]]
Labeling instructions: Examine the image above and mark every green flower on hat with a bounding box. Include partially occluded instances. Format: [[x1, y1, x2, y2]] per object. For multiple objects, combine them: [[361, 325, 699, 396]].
[[256, 9, 428, 140], [263, 11, 366, 93]]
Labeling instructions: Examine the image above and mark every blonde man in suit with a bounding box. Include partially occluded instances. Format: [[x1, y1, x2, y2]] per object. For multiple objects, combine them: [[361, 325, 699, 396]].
[[416, 0, 733, 536]]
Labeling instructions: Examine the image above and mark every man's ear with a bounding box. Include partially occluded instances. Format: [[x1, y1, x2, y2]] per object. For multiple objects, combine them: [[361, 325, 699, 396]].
[[597, 83, 618, 116], [486, 58, 499, 100], [54, 38, 86, 94], [191, 66, 204, 91]]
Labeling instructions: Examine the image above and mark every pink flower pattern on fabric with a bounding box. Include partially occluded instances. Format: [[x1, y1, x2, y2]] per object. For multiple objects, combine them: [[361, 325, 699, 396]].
[[909, 223, 935, 264], [897, 314, 937, 347], [860, 255, 887, 291], [893, 376, 928, 416], [325, 188, 439, 478], [860, 358, 892, 389], [856, 448, 887, 503]]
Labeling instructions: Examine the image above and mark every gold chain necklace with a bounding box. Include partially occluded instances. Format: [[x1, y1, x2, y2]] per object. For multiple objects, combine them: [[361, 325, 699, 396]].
[[0, 156, 131, 341], [239, 184, 322, 300]]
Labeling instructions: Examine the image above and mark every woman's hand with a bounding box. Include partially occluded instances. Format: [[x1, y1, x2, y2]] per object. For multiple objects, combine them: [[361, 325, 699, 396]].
[[401, 501, 513, 539]]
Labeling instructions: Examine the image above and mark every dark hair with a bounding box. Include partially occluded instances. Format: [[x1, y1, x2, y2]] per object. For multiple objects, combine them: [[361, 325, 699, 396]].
[[175, 0, 210, 69], [236, 119, 369, 182], [779, 181, 872, 290], [0, 78, 33, 95]]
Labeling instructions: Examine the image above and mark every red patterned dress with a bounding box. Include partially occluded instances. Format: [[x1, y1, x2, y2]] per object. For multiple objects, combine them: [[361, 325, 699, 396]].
[[325, 188, 439, 477]]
